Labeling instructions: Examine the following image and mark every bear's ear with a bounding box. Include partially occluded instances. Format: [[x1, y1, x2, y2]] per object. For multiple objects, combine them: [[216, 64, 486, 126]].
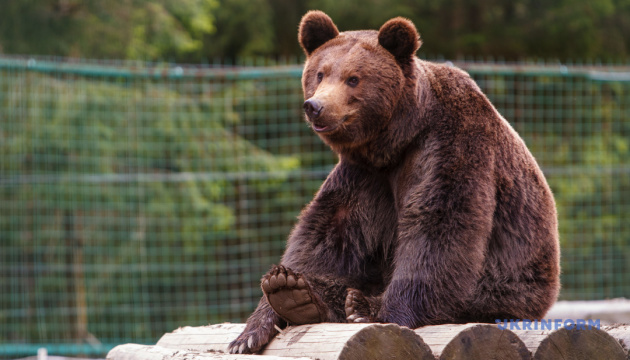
[[378, 17, 421, 63], [299, 11, 339, 56]]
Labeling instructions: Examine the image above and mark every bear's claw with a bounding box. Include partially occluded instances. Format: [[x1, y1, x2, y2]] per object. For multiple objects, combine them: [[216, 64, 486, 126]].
[[227, 318, 278, 354]]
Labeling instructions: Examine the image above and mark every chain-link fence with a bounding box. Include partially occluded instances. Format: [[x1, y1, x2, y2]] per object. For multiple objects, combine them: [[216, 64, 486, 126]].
[[1, 56, 629, 358]]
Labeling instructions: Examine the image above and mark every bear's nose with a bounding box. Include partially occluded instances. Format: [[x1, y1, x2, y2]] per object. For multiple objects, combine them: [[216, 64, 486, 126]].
[[303, 99, 323, 118]]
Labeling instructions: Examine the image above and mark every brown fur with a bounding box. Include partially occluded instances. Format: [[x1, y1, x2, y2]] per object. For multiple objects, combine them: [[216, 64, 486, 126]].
[[229, 11, 560, 354]]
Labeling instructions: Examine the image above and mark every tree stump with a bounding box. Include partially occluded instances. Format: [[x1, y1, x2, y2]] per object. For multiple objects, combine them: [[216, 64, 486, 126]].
[[414, 323, 530, 360]]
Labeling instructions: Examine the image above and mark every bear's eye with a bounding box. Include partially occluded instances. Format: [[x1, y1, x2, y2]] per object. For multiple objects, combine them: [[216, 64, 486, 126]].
[[317, 72, 324, 83], [346, 76, 359, 88]]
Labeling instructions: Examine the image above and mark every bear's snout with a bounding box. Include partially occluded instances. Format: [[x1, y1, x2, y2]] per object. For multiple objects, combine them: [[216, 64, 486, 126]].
[[303, 98, 323, 119]]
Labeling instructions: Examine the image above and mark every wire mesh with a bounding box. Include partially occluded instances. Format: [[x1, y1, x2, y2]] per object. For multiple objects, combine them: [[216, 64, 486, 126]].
[[1, 56, 629, 358]]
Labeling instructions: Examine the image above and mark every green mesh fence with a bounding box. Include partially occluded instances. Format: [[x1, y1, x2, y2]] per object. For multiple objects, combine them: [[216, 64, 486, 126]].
[[1, 56, 629, 358]]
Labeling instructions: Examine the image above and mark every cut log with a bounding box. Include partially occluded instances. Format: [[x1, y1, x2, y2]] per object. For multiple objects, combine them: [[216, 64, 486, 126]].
[[157, 323, 433, 360], [264, 323, 433, 360], [512, 324, 627, 360], [414, 323, 530, 360], [106, 344, 311, 360]]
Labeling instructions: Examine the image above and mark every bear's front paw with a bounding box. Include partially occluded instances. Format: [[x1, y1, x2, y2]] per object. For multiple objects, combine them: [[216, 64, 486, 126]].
[[227, 321, 277, 354], [345, 288, 375, 323], [262, 265, 326, 325], [228, 330, 269, 354]]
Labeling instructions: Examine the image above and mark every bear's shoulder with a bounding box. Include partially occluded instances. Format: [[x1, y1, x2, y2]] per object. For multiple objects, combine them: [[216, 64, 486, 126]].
[[418, 60, 499, 127]]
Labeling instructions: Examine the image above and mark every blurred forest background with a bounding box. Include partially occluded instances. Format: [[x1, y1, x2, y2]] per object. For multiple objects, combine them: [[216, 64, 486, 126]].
[[1, 0, 630, 358], [1, 0, 629, 62]]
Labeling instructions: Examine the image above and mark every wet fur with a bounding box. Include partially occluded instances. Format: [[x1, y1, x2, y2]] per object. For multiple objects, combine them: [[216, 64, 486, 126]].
[[229, 10, 560, 354]]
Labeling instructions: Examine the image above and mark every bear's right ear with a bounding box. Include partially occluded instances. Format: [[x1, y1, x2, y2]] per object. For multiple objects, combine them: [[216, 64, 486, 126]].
[[299, 11, 339, 56], [378, 17, 421, 63]]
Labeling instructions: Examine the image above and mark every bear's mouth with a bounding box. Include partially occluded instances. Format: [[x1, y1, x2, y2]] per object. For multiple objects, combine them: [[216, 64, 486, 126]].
[[311, 116, 349, 133], [312, 123, 338, 133]]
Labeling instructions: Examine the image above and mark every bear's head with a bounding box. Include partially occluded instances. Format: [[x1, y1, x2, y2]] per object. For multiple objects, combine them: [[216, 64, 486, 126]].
[[299, 11, 421, 152]]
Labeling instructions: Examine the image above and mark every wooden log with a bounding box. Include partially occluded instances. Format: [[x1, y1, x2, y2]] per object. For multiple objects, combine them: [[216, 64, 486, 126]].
[[106, 344, 311, 360], [547, 299, 630, 324], [414, 323, 530, 360], [157, 323, 246, 353], [512, 324, 627, 360], [264, 323, 433, 360], [158, 323, 434, 360]]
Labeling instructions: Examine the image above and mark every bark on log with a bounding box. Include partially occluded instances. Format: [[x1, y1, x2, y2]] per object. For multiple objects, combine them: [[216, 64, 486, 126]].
[[157, 323, 433, 360], [106, 344, 311, 360], [512, 325, 627, 360], [414, 323, 530, 360]]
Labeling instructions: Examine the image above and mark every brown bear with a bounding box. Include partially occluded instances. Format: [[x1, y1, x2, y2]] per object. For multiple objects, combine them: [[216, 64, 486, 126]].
[[228, 10, 560, 354]]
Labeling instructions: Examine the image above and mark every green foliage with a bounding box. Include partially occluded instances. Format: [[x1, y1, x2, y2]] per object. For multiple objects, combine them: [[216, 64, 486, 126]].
[[0, 0, 219, 60], [127, 0, 219, 59], [202, 0, 275, 58], [1, 0, 629, 61], [0, 65, 301, 347]]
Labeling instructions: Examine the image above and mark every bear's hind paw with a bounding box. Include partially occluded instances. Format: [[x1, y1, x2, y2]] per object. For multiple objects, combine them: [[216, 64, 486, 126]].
[[262, 265, 326, 325]]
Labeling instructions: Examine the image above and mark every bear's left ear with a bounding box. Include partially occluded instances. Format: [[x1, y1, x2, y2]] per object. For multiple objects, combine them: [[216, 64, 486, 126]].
[[378, 17, 421, 63], [299, 11, 339, 56]]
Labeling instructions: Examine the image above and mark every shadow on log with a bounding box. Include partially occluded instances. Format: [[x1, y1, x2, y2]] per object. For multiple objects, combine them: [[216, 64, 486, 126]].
[[415, 323, 530, 360]]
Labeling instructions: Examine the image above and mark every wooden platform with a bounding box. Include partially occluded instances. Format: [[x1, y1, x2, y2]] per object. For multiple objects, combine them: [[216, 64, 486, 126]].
[[108, 321, 630, 360]]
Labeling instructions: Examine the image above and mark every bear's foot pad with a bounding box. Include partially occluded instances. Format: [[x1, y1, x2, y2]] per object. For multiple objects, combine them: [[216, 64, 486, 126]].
[[345, 288, 373, 323], [262, 265, 325, 325]]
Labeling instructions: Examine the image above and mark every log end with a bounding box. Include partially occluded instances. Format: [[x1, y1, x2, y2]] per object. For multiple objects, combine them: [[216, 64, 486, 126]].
[[534, 326, 627, 360], [439, 324, 530, 360], [339, 324, 433, 360]]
